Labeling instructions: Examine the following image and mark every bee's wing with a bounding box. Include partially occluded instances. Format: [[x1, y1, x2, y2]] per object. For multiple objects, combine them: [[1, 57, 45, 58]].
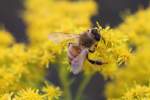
[[48, 32, 79, 44], [71, 49, 89, 75]]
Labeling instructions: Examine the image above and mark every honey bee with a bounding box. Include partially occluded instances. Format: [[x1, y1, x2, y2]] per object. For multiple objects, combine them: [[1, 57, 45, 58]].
[[49, 28, 107, 75]]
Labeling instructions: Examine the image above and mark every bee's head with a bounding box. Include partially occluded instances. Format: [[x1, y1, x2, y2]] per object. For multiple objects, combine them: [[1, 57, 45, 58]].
[[90, 28, 101, 41]]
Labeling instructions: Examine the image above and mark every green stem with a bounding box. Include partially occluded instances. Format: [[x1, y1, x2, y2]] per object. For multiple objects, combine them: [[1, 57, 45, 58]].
[[57, 54, 72, 100], [58, 65, 72, 100], [75, 74, 93, 100], [63, 84, 72, 100]]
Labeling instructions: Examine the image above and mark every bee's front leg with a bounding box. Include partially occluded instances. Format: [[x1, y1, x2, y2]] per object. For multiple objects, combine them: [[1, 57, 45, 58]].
[[89, 43, 98, 53], [89, 48, 95, 53], [89, 46, 96, 53]]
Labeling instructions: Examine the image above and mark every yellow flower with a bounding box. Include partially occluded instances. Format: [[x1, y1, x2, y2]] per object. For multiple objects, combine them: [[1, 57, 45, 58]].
[[121, 85, 150, 100], [0, 29, 14, 47], [42, 84, 62, 100], [14, 88, 43, 100], [105, 8, 150, 99], [24, 0, 96, 44], [0, 93, 13, 100]]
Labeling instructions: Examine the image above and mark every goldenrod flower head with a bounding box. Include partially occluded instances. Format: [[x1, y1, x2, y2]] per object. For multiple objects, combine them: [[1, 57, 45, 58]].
[[42, 83, 62, 100], [24, 0, 96, 44], [121, 85, 150, 100], [14, 88, 43, 100], [105, 8, 150, 99], [0, 29, 14, 47], [0, 93, 13, 100]]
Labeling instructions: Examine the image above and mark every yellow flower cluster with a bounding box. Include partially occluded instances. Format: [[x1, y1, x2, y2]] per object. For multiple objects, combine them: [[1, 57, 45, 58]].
[[121, 85, 150, 100], [0, 42, 59, 94], [0, 29, 14, 47], [105, 8, 150, 99], [83, 26, 130, 77], [24, 0, 96, 44], [0, 29, 61, 98], [0, 85, 62, 100], [0, 29, 62, 98]]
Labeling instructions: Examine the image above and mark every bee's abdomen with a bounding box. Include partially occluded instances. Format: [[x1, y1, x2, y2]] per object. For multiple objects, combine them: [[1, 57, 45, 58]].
[[67, 43, 81, 64]]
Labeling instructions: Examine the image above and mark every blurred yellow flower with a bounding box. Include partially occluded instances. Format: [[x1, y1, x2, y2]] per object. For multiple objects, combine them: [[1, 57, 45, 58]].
[[0, 29, 14, 46], [24, 0, 96, 44], [42, 84, 62, 100], [121, 85, 150, 100], [14, 88, 43, 100], [105, 8, 150, 99]]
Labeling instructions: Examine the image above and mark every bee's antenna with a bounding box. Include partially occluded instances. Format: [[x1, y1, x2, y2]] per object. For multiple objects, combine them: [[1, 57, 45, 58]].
[[101, 36, 106, 44]]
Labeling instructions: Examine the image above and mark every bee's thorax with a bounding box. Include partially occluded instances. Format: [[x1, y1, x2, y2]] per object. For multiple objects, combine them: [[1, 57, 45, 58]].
[[79, 32, 96, 48]]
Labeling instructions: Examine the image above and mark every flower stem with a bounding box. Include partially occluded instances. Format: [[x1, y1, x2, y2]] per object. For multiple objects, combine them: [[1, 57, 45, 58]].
[[75, 74, 93, 100]]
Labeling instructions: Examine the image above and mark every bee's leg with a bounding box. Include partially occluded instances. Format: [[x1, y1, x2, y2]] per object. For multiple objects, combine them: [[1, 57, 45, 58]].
[[87, 58, 105, 65], [89, 49, 95, 53], [89, 46, 96, 53], [86, 54, 107, 65], [89, 43, 98, 53]]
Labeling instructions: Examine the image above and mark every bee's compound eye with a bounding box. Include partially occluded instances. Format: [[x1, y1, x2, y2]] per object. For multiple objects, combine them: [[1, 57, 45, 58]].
[[91, 29, 101, 41], [95, 34, 101, 41]]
